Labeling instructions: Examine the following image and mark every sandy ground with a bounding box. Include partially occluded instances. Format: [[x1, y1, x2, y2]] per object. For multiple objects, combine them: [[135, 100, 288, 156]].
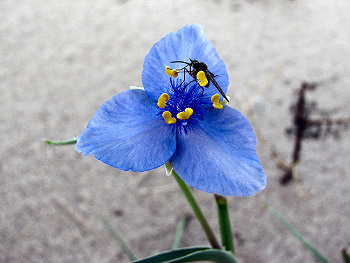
[[1, 0, 350, 262]]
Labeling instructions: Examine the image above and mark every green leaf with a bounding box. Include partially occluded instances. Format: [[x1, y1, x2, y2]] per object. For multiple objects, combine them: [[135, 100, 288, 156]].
[[43, 137, 77, 145], [100, 217, 137, 261], [167, 249, 237, 263], [265, 204, 329, 263], [131, 247, 211, 263], [171, 215, 191, 250], [342, 248, 350, 263]]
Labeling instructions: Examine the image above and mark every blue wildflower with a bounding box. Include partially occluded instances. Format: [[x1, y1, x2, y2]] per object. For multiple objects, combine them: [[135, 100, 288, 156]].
[[76, 24, 266, 197]]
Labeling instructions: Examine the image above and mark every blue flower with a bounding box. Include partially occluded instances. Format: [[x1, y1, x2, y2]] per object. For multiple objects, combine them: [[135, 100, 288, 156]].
[[76, 24, 266, 197]]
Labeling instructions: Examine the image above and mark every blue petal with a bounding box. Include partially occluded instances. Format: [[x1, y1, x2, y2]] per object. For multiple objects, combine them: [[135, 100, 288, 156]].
[[76, 89, 177, 172], [142, 24, 229, 102], [170, 106, 266, 196]]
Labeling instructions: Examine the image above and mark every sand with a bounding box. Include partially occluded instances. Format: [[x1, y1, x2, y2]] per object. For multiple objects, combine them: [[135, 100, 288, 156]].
[[1, 0, 349, 262]]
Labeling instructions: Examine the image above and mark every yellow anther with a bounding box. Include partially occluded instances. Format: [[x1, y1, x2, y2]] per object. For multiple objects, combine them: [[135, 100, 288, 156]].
[[196, 71, 208, 87], [166, 66, 172, 76], [162, 111, 177, 124], [172, 69, 178, 77], [177, 108, 194, 120], [211, 94, 223, 109], [166, 66, 178, 77], [157, 93, 169, 109]]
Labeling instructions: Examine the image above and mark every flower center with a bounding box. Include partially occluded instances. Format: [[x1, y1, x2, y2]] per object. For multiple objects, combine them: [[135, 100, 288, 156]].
[[157, 78, 222, 134]]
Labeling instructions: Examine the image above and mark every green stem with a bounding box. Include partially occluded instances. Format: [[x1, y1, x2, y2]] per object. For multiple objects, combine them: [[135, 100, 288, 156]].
[[342, 248, 350, 263], [171, 215, 189, 250], [172, 170, 221, 249], [265, 205, 329, 263], [100, 217, 137, 261], [43, 137, 77, 145], [214, 194, 235, 253]]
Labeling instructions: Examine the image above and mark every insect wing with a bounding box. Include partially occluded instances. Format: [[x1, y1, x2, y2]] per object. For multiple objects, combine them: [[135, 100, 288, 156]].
[[207, 71, 230, 102]]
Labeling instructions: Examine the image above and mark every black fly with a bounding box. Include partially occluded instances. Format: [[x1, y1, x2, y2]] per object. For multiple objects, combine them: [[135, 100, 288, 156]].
[[170, 58, 229, 102]]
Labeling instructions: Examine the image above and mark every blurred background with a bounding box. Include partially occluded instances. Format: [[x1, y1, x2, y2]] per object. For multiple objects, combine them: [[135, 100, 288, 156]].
[[1, 0, 349, 262]]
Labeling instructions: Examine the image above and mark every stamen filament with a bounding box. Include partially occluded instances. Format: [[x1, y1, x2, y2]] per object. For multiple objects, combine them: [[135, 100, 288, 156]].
[[211, 94, 223, 109]]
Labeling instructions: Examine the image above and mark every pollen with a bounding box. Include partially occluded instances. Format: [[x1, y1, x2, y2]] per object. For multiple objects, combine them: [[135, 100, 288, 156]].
[[177, 108, 194, 120], [162, 111, 177, 124], [166, 66, 179, 78], [211, 94, 223, 109], [196, 71, 208, 87], [157, 93, 169, 109]]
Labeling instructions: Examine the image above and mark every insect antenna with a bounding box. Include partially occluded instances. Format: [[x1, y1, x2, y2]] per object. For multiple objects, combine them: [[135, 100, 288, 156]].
[[170, 60, 192, 66]]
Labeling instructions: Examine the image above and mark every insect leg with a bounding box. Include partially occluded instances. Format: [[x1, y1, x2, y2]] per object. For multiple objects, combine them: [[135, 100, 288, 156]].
[[200, 85, 205, 98], [179, 66, 198, 93], [181, 79, 196, 93]]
